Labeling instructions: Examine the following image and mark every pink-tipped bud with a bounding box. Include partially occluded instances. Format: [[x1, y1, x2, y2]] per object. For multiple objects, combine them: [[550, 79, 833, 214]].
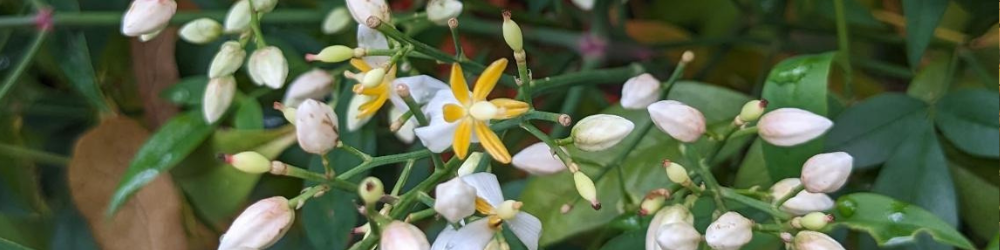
[[793, 231, 845, 250], [647, 100, 706, 143], [219, 196, 294, 250], [757, 108, 833, 147], [121, 0, 176, 37], [225, 151, 271, 174], [801, 152, 853, 193], [620, 73, 661, 110]]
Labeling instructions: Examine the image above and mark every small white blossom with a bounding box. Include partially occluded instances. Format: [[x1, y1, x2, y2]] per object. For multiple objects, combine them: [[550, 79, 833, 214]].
[[511, 142, 567, 175], [202, 75, 236, 124], [219, 196, 294, 250], [757, 108, 832, 146], [247, 46, 289, 89], [705, 212, 753, 250], [793, 231, 845, 250], [381, 221, 431, 250], [571, 114, 634, 151], [224, 0, 251, 33], [179, 18, 223, 44], [434, 177, 477, 223], [346, 0, 390, 25], [208, 41, 247, 79], [295, 99, 339, 154], [432, 173, 542, 250], [648, 100, 705, 143], [121, 0, 177, 37], [620, 73, 660, 109], [801, 152, 853, 193]]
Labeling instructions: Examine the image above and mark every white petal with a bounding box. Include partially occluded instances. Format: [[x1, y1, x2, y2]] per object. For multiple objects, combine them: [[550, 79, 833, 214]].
[[511, 142, 566, 175], [431, 219, 495, 250], [346, 0, 390, 24], [357, 24, 390, 67], [390, 75, 450, 112], [414, 119, 458, 153], [459, 172, 504, 206], [282, 69, 334, 108], [346, 94, 374, 131], [390, 106, 417, 143], [508, 212, 542, 250]]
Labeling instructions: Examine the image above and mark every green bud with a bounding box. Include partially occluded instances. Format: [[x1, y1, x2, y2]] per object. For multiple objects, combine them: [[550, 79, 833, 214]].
[[361, 68, 386, 88], [322, 7, 352, 34], [226, 151, 271, 174], [501, 11, 523, 52], [663, 160, 690, 185], [359, 177, 384, 205], [573, 171, 600, 210], [307, 45, 355, 63], [800, 212, 831, 230], [738, 99, 767, 123]]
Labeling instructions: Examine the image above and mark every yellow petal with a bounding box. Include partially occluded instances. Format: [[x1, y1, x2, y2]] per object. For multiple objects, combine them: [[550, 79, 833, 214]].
[[452, 119, 473, 160], [489, 98, 529, 119], [357, 87, 389, 118], [350, 58, 372, 72], [475, 197, 495, 214], [474, 121, 511, 164], [354, 83, 384, 95], [450, 63, 471, 106], [472, 58, 508, 101], [443, 103, 467, 123]]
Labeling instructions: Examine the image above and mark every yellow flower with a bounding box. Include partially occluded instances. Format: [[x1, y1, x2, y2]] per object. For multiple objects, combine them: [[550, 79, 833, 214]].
[[443, 59, 528, 163], [349, 58, 396, 119]]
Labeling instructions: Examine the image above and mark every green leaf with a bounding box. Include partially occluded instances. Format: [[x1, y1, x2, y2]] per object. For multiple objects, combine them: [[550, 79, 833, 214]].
[[989, 234, 999, 250], [107, 112, 215, 215], [599, 230, 644, 250], [832, 193, 974, 249], [0, 238, 32, 250], [520, 82, 749, 246], [906, 60, 950, 103], [825, 94, 928, 169], [949, 161, 999, 240], [0, 116, 48, 215], [733, 141, 770, 189], [902, 0, 948, 68], [233, 96, 264, 130], [934, 89, 999, 158], [159, 76, 208, 107], [760, 52, 835, 180], [48, 31, 112, 113]]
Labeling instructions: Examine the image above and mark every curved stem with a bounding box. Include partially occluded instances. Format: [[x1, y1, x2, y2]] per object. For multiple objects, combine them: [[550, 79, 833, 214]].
[[0, 30, 46, 104]]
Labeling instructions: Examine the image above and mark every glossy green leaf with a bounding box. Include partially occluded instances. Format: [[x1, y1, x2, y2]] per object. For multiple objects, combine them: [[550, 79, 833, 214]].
[[803, 0, 885, 28], [949, 162, 999, 240], [733, 141, 770, 189], [934, 89, 999, 158], [0, 238, 32, 250], [0, 214, 47, 249], [902, 0, 948, 68], [825, 94, 928, 169], [520, 82, 749, 246], [107, 111, 215, 215], [760, 52, 834, 180], [234, 96, 264, 130], [48, 31, 112, 113], [906, 60, 950, 103], [832, 193, 974, 249], [159, 76, 208, 107], [989, 234, 999, 250], [599, 230, 644, 250]]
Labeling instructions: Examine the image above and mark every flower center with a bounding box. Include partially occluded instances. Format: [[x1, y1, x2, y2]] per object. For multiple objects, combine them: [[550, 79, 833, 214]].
[[495, 200, 522, 220], [469, 101, 498, 121]]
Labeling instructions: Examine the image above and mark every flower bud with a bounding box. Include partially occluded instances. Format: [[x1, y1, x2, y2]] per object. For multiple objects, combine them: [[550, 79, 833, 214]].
[[295, 99, 340, 154], [793, 231, 845, 250], [656, 223, 701, 250], [390, 107, 417, 144], [306, 45, 355, 63], [571, 0, 595, 10], [800, 212, 832, 231], [571, 114, 634, 152], [663, 160, 690, 185], [496, 200, 522, 220], [501, 11, 523, 51], [209, 41, 247, 79], [434, 177, 476, 223], [620, 73, 660, 110], [427, 0, 463, 25], [224, 0, 251, 33], [456, 152, 483, 176], [346, 94, 374, 131], [573, 172, 601, 210], [322, 7, 352, 34], [648, 100, 706, 143], [252, 0, 277, 13], [737, 100, 767, 124], [282, 69, 334, 108], [224, 151, 270, 174], [346, 0, 390, 24], [361, 68, 386, 88], [380, 221, 431, 250], [757, 108, 833, 147], [705, 212, 753, 250], [638, 189, 669, 216], [219, 196, 294, 250], [274, 102, 296, 124], [359, 177, 384, 205], [121, 0, 177, 37], [771, 178, 834, 215], [179, 18, 223, 44], [647, 205, 695, 250], [202, 75, 236, 123], [248, 46, 289, 89], [801, 152, 852, 193], [511, 142, 567, 176]]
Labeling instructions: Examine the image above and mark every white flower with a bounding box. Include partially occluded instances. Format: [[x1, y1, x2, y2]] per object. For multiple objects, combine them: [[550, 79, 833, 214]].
[[511, 142, 567, 175], [179, 18, 223, 44], [357, 24, 391, 68], [389, 75, 449, 113], [646, 205, 694, 250], [295, 99, 339, 154], [648, 100, 705, 143], [620, 73, 660, 109], [346, 94, 374, 131], [381, 221, 431, 250], [247, 46, 289, 89], [434, 177, 477, 223], [414, 89, 475, 153], [121, 0, 176, 37], [224, 0, 251, 33], [202, 75, 236, 123], [771, 178, 834, 215], [705, 212, 753, 250], [801, 152, 852, 193], [571, 0, 595, 10], [208, 41, 247, 79], [426, 0, 463, 25], [389, 106, 417, 143], [757, 108, 832, 147], [346, 0, 390, 24], [432, 173, 541, 250], [219, 196, 294, 250], [656, 223, 701, 250], [793, 231, 845, 250], [282, 69, 334, 108], [322, 7, 352, 34], [571, 114, 634, 151], [251, 0, 277, 13]]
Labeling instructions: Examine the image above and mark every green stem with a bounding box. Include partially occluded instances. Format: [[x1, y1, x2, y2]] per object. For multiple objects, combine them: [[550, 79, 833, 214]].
[[520, 123, 573, 167], [448, 20, 464, 59], [279, 162, 357, 192], [530, 64, 645, 95], [338, 150, 432, 179], [287, 185, 330, 209], [833, 0, 853, 99], [396, 88, 445, 171], [247, 0, 267, 48], [720, 187, 792, 220], [0, 143, 70, 166], [0, 30, 46, 104], [773, 184, 804, 208], [364, 48, 402, 57], [391, 159, 416, 196], [416, 192, 435, 207], [339, 143, 373, 162], [405, 208, 437, 222]]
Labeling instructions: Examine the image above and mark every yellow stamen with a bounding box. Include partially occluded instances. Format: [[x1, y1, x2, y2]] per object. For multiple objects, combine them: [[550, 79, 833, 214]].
[[452, 119, 473, 160], [487, 215, 504, 230], [489, 98, 529, 119], [350, 58, 372, 72], [474, 121, 511, 163], [472, 59, 508, 101], [443, 103, 467, 123], [449, 63, 471, 106], [475, 197, 495, 214], [357, 91, 388, 118]]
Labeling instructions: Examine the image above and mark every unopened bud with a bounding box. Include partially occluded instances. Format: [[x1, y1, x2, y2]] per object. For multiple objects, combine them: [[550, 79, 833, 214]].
[[179, 18, 222, 44], [208, 41, 247, 78], [251, 0, 277, 13], [560, 204, 572, 214], [681, 50, 695, 63], [801, 152, 853, 193], [202, 75, 236, 123], [359, 177, 384, 205], [496, 200, 523, 220], [346, 0, 390, 24], [225, 151, 270, 174], [322, 7, 352, 34], [656, 222, 701, 250], [282, 69, 334, 108], [248, 46, 289, 89], [737, 100, 767, 124], [573, 172, 600, 210], [456, 152, 484, 176], [223, 0, 251, 33], [434, 177, 476, 223], [219, 196, 295, 249], [620, 73, 660, 109], [121, 0, 176, 37], [295, 99, 340, 154], [273, 102, 296, 124], [705, 212, 753, 250], [571, 114, 634, 152], [501, 11, 524, 51], [771, 178, 834, 215], [512, 142, 567, 175], [306, 45, 355, 63], [361, 68, 386, 88], [380, 221, 431, 250], [800, 212, 832, 231], [427, 0, 463, 25], [648, 100, 706, 143], [638, 189, 669, 216], [646, 205, 695, 250], [757, 108, 833, 147], [663, 160, 690, 185], [793, 231, 845, 250]]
